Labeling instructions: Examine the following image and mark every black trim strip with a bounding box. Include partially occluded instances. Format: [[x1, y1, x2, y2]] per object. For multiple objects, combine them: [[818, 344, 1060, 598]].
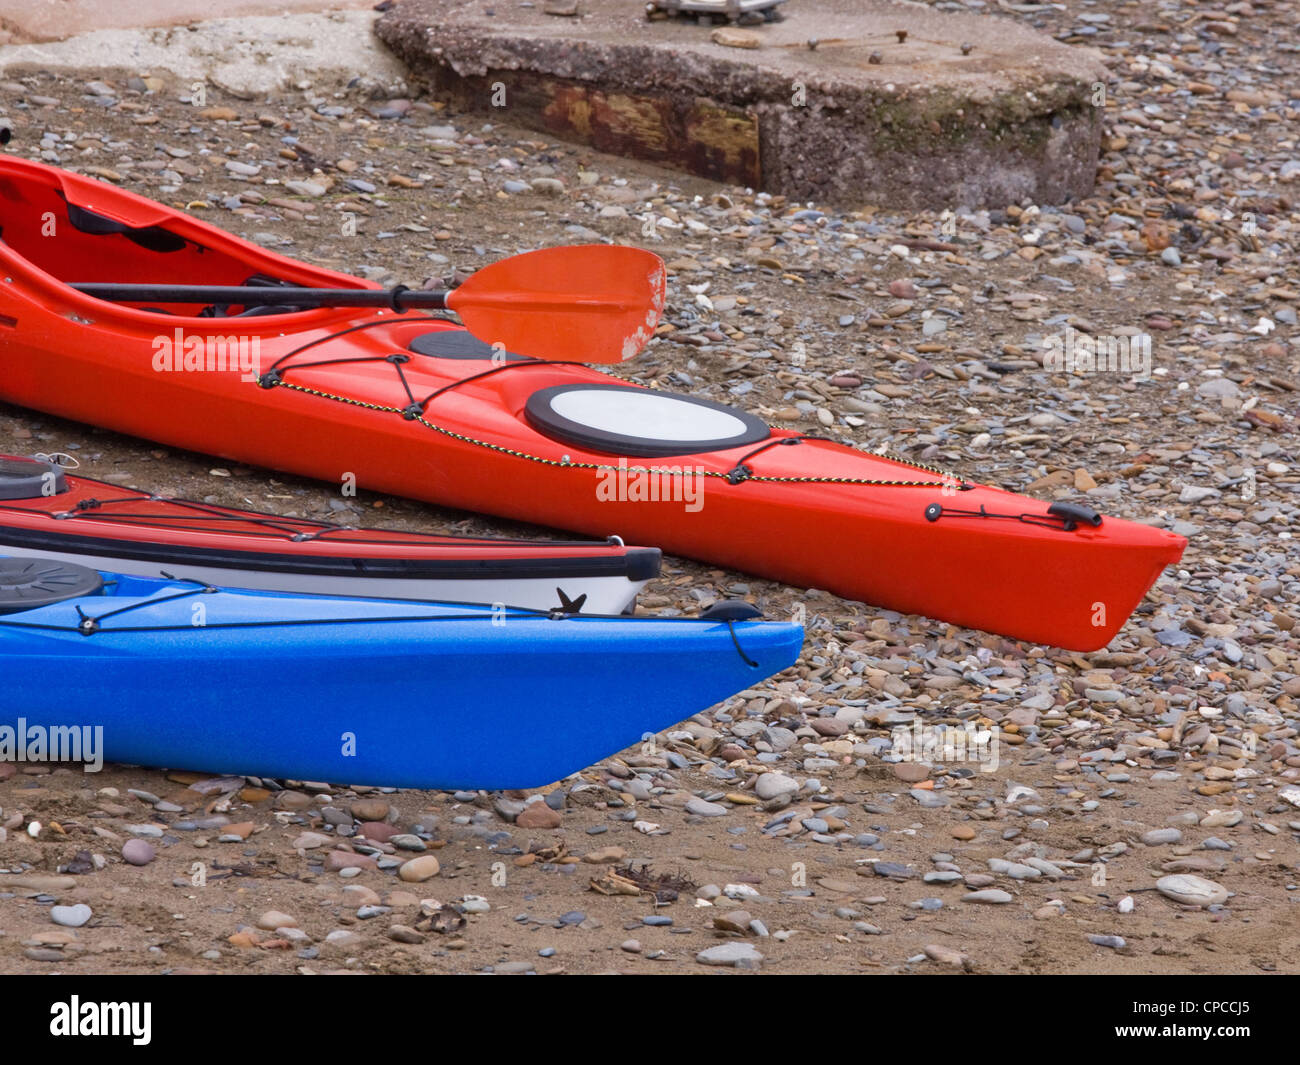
[[0, 527, 662, 583]]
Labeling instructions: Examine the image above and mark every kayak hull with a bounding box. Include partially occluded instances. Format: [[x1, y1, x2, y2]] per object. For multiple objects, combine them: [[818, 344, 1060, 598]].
[[0, 156, 1186, 650], [0, 542, 648, 613], [0, 565, 802, 789], [0, 456, 659, 613]]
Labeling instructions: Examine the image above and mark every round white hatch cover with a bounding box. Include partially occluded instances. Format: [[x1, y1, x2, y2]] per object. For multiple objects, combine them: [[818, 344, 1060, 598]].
[[525, 384, 770, 457]]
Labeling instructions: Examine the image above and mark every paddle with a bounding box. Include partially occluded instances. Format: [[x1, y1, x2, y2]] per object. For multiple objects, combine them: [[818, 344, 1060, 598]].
[[71, 244, 667, 363]]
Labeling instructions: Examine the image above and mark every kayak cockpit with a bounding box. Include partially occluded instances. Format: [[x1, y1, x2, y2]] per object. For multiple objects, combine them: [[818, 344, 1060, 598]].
[[0, 163, 317, 316]]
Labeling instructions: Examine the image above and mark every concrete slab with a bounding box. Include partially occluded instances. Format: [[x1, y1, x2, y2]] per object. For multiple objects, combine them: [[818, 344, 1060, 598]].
[[0, 11, 408, 96], [377, 0, 1108, 209], [0, 0, 374, 45]]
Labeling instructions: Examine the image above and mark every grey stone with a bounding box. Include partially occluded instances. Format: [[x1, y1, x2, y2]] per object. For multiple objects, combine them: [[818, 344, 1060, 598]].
[[696, 942, 764, 968], [962, 889, 1013, 904], [909, 788, 949, 808], [1141, 828, 1183, 846], [988, 858, 1041, 880], [685, 798, 729, 817], [1155, 874, 1230, 907], [51, 904, 92, 928], [493, 960, 537, 974], [1087, 934, 1126, 949], [755, 773, 799, 800], [923, 871, 963, 884]]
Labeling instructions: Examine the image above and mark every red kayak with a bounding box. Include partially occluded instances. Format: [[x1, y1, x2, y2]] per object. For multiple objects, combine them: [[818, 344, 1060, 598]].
[[0, 157, 1186, 649], [0, 455, 659, 613]]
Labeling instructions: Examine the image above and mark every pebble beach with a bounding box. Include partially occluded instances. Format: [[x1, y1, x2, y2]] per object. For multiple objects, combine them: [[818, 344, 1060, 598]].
[[1, 0, 1298, 976]]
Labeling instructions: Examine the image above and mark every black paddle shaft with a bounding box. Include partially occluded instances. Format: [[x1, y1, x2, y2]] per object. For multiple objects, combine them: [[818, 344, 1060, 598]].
[[70, 282, 449, 312]]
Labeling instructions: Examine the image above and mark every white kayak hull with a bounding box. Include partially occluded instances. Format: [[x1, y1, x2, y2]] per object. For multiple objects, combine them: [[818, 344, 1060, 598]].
[[0, 541, 649, 614]]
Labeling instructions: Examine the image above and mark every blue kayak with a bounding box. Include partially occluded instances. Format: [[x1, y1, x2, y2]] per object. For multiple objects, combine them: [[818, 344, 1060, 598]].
[[0, 557, 803, 790]]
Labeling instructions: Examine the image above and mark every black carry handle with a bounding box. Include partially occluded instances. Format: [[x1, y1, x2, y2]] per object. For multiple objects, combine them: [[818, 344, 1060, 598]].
[[1046, 501, 1103, 528], [70, 282, 449, 313]]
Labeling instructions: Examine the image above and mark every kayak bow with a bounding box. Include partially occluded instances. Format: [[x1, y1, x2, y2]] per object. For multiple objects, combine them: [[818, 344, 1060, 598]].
[[0, 557, 803, 789]]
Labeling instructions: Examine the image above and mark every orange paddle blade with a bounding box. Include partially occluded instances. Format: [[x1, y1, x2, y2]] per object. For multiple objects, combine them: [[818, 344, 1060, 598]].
[[445, 245, 666, 363]]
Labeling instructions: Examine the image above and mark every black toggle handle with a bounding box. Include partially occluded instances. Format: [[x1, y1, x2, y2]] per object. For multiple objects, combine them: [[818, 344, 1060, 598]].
[[1047, 501, 1103, 529], [700, 600, 763, 622]]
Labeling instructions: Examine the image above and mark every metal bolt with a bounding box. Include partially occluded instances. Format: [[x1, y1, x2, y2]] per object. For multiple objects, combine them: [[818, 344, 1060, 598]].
[[961, 42, 973, 55], [869, 51, 883, 64], [895, 30, 907, 43]]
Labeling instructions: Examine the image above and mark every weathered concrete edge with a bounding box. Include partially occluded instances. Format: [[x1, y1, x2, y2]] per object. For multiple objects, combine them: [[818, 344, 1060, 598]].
[[375, 17, 1109, 209]]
